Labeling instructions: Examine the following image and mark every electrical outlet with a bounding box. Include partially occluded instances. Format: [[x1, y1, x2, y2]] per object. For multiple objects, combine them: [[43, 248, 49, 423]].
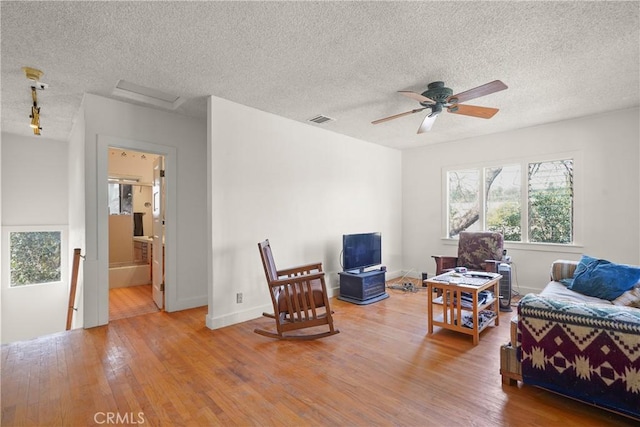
[[236, 292, 243, 303]]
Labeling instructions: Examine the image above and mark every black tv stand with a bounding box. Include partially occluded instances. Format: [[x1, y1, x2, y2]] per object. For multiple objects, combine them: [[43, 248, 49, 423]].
[[338, 269, 389, 305]]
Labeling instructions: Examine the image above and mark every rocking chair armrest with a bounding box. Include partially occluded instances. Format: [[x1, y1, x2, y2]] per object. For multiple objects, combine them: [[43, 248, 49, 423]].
[[277, 263, 323, 277], [271, 271, 325, 287]]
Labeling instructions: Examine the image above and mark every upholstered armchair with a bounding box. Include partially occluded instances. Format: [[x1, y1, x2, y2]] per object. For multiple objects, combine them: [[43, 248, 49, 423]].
[[432, 231, 504, 275]]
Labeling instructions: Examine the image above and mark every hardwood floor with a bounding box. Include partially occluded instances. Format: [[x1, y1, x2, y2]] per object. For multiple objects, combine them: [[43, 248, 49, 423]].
[[109, 284, 159, 321], [2, 282, 636, 426]]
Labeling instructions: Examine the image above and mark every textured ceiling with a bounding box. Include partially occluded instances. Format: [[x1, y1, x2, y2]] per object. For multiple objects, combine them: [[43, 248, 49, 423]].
[[1, 1, 638, 149]]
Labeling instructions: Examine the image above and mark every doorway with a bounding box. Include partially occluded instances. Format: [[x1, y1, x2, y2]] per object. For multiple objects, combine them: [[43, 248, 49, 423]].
[[106, 147, 165, 321], [93, 135, 177, 328]]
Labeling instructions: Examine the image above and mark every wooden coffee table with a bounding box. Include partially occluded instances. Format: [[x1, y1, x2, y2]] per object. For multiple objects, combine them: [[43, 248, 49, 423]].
[[425, 272, 501, 345]]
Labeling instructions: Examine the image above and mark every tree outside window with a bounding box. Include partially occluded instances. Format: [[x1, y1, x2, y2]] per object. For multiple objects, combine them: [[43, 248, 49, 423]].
[[486, 165, 522, 241], [9, 231, 62, 286], [446, 159, 573, 244], [448, 169, 480, 236], [528, 160, 573, 243]]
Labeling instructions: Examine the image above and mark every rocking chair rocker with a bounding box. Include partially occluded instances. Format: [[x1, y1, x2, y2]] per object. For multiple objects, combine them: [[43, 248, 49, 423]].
[[256, 239, 339, 340]]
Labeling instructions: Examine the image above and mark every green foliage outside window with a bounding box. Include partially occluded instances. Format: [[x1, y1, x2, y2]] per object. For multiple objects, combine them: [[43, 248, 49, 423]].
[[486, 165, 521, 241], [529, 185, 573, 243], [487, 202, 522, 241], [447, 159, 573, 244], [10, 231, 61, 286], [528, 160, 573, 244]]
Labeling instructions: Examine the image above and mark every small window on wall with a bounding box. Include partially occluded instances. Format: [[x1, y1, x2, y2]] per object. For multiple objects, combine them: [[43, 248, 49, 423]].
[[448, 169, 481, 236], [2, 226, 67, 287], [108, 183, 133, 215], [528, 160, 573, 244]]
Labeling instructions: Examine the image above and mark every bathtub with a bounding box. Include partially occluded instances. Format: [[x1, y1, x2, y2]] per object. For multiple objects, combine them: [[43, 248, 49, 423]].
[[109, 262, 151, 288]]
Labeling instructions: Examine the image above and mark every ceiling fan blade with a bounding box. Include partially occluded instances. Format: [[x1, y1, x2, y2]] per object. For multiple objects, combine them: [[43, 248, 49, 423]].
[[448, 104, 499, 119], [448, 80, 508, 104], [398, 91, 436, 104], [372, 107, 427, 124], [417, 113, 438, 133]]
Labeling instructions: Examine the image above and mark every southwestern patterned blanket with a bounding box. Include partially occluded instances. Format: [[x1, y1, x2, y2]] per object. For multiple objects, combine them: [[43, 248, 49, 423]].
[[518, 294, 640, 419]]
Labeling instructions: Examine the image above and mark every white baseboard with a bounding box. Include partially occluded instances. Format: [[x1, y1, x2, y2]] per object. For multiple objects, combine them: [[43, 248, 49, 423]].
[[206, 304, 270, 330], [206, 284, 341, 331], [386, 269, 418, 280], [511, 284, 544, 297], [168, 295, 208, 312]]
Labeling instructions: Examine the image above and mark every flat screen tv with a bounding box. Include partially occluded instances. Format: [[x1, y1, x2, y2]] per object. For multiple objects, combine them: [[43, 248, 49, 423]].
[[342, 232, 382, 272]]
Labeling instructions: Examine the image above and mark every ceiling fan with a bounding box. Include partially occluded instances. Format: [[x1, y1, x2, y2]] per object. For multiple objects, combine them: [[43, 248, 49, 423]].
[[372, 80, 508, 133]]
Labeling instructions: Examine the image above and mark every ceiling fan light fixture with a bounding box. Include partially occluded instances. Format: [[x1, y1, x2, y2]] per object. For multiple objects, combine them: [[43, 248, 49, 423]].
[[421, 81, 453, 104], [429, 103, 443, 117], [418, 114, 437, 134], [372, 79, 507, 134], [371, 80, 508, 134]]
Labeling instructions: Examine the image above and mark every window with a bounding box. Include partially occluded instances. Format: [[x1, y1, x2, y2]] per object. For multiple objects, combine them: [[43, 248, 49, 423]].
[[108, 183, 133, 215], [448, 169, 480, 235], [2, 226, 67, 287], [445, 158, 574, 244], [486, 165, 522, 241], [528, 160, 573, 244]]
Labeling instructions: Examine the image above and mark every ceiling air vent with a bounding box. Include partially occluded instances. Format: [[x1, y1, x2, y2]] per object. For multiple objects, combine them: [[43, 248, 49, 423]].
[[113, 80, 185, 110], [308, 115, 335, 124]]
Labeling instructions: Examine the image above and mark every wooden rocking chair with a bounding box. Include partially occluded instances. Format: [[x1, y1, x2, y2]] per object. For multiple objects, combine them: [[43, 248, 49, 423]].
[[256, 239, 339, 340]]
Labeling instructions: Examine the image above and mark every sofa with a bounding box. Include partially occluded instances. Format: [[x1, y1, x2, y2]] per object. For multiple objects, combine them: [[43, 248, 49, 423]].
[[500, 258, 640, 420]]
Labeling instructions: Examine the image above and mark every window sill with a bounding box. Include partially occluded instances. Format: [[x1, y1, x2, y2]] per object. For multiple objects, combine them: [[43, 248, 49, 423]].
[[440, 238, 584, 254]]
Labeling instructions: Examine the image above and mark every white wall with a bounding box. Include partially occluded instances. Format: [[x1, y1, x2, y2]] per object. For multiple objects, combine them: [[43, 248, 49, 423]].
[[0, 132, 2, 338], [402, 107, 640, 294], [81, 94, 208, 328], [206, 96, 402, 329], [1, 133, 69, 343]]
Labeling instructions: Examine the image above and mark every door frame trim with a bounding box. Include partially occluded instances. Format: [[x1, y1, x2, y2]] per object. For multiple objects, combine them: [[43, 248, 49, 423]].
[[95, 135, 177, 325]]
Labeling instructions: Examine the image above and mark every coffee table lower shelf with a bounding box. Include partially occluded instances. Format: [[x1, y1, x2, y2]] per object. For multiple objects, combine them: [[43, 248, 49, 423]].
[[425, 274, 501, 345], [430, 308, 497, 337]]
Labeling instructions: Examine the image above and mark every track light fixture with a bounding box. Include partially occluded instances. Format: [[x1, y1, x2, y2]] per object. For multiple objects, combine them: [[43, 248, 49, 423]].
[[29, 88, 41, 135], [22, 67, 46, 135]]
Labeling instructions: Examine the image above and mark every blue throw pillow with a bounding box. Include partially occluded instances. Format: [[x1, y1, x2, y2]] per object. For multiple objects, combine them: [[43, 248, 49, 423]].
[[559, 254, 597, 287], [569, 258, 640, 300], [575, 254, 598, 275]]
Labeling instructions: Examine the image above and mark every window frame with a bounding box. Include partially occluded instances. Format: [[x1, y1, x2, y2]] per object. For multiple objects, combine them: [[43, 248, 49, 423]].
[[108, 182, 134, 215], [441, 152, 582, 250], [1, 225, 69, 289]]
